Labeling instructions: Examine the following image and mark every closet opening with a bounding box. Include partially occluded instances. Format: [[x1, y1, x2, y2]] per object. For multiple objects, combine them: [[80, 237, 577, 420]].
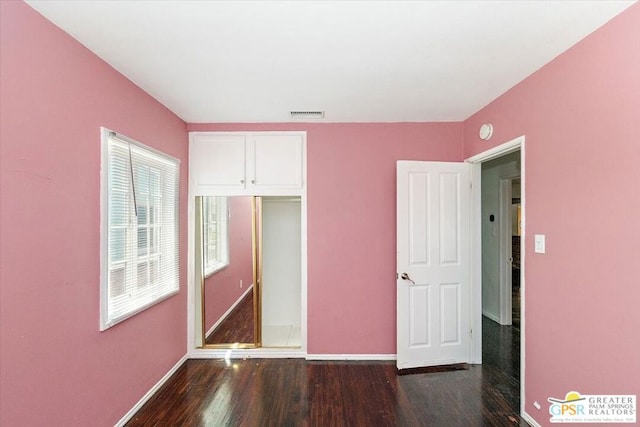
[[194, 195, 302, 350]]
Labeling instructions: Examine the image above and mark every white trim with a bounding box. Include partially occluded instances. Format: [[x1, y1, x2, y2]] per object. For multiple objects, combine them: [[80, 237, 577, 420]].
[[522, 411, 543, 427], [499, 177, 518, 326], [300, 185, 308, 353], [100, 128, 109, 331], [499, 178, 511, 325], [482, 311, 501, 324], [189, 348, 307, 359], [466, 136, 522, 163], [187, 160, 197, 351], [306, 354, 396, 361], [202, 196, 229, 277], [106, 128, 181, 165], [205, 284, 253, 338], [204, 261, 228, 279], [469, 158, 483, 364], [114, 353, 188, 427], [520, 141, 527, 417], [465, 135, 526, 420], [189, 131, 307, 143]]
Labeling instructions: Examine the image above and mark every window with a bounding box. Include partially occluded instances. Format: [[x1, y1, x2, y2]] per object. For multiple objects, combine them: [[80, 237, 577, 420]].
[[100, 128, 180, 330], [202, 196, 229, 276]]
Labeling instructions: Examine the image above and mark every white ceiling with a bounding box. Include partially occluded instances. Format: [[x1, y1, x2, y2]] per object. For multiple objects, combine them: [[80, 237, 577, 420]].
[[25, 0, 636, 123]]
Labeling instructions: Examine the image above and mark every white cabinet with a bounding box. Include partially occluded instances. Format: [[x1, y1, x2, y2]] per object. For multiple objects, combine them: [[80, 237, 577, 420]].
[[190, 132, 305, 195], [191, 134, 247, 192], [251, 134, 303, 190]]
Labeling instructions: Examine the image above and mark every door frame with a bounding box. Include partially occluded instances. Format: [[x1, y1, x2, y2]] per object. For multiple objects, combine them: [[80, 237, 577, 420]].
[[466, 135, 525, 411], [499, 176, 520, 325]]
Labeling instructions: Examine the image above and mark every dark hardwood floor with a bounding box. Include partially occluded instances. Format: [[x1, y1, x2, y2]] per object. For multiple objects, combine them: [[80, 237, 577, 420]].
[[205, 291, 254, 345], [512, 268, 521, 331], [127, 319, 525, 426]]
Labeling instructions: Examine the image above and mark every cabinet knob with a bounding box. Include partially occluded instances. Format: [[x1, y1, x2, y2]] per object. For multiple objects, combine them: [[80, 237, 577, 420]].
[[251, 179, 256, 184], [240, 179, 245, 184]]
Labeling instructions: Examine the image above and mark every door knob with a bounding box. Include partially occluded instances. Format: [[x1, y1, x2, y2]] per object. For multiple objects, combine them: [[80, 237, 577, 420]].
[[400, 273, 415, 285]]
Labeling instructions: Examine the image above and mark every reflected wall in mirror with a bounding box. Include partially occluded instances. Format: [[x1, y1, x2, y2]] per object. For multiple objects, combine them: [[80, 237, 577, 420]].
[[200, 196, 257, 347]]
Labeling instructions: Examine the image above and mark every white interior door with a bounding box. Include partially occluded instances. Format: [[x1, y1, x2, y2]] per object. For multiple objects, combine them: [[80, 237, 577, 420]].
[[397, 161, 471, 369]]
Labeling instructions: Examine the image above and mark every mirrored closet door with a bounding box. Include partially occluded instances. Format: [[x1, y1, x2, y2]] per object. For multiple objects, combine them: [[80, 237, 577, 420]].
[[195, 196, 301, 349]]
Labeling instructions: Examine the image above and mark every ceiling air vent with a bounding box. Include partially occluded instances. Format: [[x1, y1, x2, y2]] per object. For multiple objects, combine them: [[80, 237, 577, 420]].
[[290, 111, 325, 120]]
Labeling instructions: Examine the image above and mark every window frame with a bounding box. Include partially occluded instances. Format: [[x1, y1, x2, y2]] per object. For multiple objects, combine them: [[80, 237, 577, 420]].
[[202, 196, 229, 277], [100, 127, 180, 331]]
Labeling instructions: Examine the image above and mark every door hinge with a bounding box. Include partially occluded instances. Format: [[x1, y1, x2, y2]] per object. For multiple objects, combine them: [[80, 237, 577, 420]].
[[396, 273, 399, 280], [470, 328, 473, 337]]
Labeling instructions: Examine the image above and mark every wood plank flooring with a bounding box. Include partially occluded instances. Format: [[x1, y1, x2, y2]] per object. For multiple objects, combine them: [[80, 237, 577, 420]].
[[128, 318, 525, 426], [205, 291, 254, 345], [512, 268, 521, 330]]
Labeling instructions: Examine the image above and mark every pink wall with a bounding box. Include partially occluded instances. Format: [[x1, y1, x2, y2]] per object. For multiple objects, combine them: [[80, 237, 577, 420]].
[[6, 1, 634, 424], [464, 4, 640, 425], [0, 2, 188, 426], [204, 196, 254, 332], [188, 122, 464, 354]]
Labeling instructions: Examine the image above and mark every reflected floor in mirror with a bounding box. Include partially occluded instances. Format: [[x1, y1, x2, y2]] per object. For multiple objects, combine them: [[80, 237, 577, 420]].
[[127, 318, 526, 426], [205, 291, 254, 345]]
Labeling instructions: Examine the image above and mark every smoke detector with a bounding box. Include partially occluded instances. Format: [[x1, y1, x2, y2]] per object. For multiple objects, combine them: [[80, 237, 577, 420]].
[[479, 123, 494, 140]]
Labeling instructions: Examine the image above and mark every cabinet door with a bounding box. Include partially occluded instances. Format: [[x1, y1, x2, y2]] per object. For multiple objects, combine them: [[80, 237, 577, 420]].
[[191, 134, 246, 192], [250, 134, 303, 190]]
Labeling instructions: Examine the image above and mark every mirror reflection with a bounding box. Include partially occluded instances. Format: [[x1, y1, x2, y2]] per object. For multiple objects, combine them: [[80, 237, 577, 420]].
[[201, 196, 256, 346], [196, 195, 303, 349]]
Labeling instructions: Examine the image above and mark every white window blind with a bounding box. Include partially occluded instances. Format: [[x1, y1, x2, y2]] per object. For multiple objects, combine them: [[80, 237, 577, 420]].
[[100, 128, 180, 330], [202, 196, 229, 276]]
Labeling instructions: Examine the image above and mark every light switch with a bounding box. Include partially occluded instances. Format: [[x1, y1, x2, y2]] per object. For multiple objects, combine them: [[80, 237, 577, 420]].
[[534, 234, 546, 254]]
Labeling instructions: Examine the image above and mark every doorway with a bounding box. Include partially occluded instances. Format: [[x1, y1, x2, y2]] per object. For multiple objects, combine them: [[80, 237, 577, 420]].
[[480, 152, 520, 326], [480, 151, 521, 399], [467, 136, 525, 414]]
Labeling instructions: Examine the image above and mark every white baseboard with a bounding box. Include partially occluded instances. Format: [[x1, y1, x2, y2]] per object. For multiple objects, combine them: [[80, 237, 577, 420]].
[[482, 311, 501, 324], [188, 349, 397, 361], [115, 353, 188, 427], [306, 354, 396, 361], [205, 284, 253, 338], [190, 347, 307, 359], [522, 411, 542, 427]]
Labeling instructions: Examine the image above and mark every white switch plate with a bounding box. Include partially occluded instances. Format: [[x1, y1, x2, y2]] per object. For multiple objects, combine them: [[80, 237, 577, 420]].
[[534, 234, 546, 253]]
